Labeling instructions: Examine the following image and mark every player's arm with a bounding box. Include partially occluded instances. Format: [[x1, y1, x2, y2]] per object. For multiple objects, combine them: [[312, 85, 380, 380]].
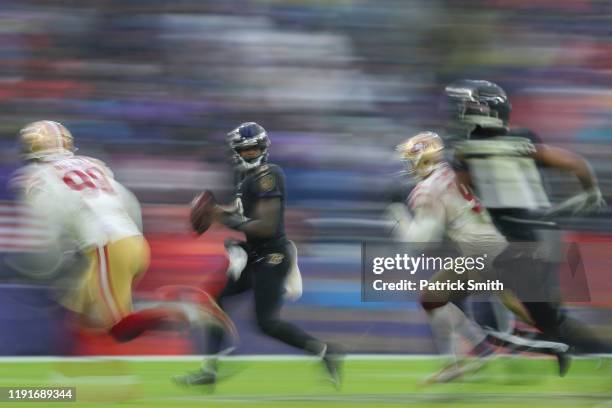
[[387, 194, 445, 243], [222, 197, 280, 238], [533, 144, 598, 190], [218, 167, 284, 237], [16, 172, 65, 245], [20, 175, 56, 222], [405, 200, 445, 242], [114, 181, 143, 232], [533, 144, 605, 213]]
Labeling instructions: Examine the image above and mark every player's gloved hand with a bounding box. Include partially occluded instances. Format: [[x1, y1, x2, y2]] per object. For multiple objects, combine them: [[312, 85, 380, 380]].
[[384, 203, 414, 240], [384, 203, 412, 224], [384, 203, 412, 225], [580, 187, 607, 214], [224, 239, 248, 281], [547, 187, 606, 217]]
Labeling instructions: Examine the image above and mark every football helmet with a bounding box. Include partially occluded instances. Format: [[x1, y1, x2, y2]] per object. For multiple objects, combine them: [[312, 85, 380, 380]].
[[396, 131, 444, 179], [445, 79, 511, 131], [227, 122, 270, 172], [19, 120, 75, 161]]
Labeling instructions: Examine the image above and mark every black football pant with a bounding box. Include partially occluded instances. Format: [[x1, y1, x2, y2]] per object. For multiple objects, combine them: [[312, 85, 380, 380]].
[[206, 243, 323, 356], [499, 253, 610, 353], [523, 301, 611, 353]]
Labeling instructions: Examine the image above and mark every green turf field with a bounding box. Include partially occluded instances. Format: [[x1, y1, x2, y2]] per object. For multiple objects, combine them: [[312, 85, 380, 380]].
[[0, 356, 611, 407]]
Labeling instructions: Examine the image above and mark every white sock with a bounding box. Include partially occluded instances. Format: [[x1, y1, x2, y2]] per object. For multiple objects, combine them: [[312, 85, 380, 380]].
[[490, 297, 515, 334], [429, 303, 486, 358]]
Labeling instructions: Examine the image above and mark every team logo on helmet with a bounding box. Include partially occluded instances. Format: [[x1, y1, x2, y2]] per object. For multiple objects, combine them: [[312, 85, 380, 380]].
[[396, 131, 444, 180], [445, 79, 512, 132], [228, 122, 270, 172], [19, 120, 75, 161]]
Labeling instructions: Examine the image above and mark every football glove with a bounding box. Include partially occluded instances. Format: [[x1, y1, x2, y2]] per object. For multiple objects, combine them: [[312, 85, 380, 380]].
[[384, 203, 413, 240], [224, 239, 248, 281], [546, 187, 606, 217]]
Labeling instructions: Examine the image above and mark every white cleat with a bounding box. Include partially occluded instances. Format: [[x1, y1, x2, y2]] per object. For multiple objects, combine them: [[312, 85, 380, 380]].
[[424, 358, 488, 384]]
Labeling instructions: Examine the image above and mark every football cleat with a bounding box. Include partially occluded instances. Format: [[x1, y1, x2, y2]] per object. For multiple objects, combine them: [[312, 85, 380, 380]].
[[469, 338, 497, 360], [172, 368, 216, 386], [155, 285, 239, 347], [425, 340, 495, 385], [424, 358, 487, 384], [173, 358, 249, 388], [556, 351, 572, 377], [321, 343, 344, 389]]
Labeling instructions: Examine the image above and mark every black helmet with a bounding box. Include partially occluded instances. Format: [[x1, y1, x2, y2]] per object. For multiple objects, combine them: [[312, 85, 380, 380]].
[[445, 79, 511, 131], [227, 122, 270, 172]]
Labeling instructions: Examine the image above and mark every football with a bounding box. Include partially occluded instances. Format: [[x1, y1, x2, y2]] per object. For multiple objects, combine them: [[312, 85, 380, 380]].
[[189, 190, 217, 235]]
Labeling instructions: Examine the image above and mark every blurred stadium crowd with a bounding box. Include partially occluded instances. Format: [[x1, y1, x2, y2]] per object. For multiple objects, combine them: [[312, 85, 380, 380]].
[[0, 0, 611, 355]]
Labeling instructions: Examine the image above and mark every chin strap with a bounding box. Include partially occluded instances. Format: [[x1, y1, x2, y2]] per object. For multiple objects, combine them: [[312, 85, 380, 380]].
[[234, 153, 268, 172]]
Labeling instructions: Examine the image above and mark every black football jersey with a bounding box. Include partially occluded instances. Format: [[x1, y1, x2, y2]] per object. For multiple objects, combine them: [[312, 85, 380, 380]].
[[453, 128, 553, 241], [235, 164, 287, 248]]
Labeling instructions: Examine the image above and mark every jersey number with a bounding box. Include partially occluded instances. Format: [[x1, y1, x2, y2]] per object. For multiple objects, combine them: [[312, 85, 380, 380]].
[[458, 183, 483, 214], [62, 168, 114, 193]]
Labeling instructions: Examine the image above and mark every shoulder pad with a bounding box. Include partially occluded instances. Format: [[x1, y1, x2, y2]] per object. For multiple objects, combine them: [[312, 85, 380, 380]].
[[10, 163, 44, 191], [508, 127, 542, 144], [79, 155, 114, 178], [254, 163, 283, 179], [253, 164, 269, 176], [251, 164, 283, 196], [456, 138, 535, 157]]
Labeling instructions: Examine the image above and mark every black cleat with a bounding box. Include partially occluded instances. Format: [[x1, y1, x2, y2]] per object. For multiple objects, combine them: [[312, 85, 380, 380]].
[[322, 344, 344, 389], [556, 351, 572, 377], [172, 368, 216, 386]]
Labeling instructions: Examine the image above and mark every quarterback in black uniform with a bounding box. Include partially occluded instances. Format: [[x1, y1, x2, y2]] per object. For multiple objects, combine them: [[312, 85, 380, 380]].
[[175, 122, 342, 387], [445, 79, 609, 353]]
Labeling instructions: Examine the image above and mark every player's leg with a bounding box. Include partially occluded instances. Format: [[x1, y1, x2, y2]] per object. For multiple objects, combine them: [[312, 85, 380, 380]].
[[421, 268, 492, 358], [204, 264, 252, 356], [252, 245, 343, 386], [58, 247, 97, 326], [252, 249, 319, 350], [90, 236, 190, 342], [79, 244, 129, 329], [173, 262, 252, 386], [524, 301, 611, 353], [105, 237, 173, 338], [420, 268, 499, 383], [106, 236, 149, 320], [488, 254, 572, 375]]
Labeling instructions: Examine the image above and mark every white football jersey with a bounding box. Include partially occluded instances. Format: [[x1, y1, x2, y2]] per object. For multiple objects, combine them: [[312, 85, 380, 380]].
[[408, 163, 507, 256], [16, 155, 142, 249]]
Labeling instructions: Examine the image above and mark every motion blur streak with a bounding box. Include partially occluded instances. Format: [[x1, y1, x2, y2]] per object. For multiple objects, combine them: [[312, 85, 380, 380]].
[[0, 0, 610, 373]]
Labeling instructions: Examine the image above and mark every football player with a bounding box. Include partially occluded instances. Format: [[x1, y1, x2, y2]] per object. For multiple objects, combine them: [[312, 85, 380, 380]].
[[445, 79, 609, 353], [390, 131, 571, 383], [175, 122, 343, 387], [13, 120, 213, 343]]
